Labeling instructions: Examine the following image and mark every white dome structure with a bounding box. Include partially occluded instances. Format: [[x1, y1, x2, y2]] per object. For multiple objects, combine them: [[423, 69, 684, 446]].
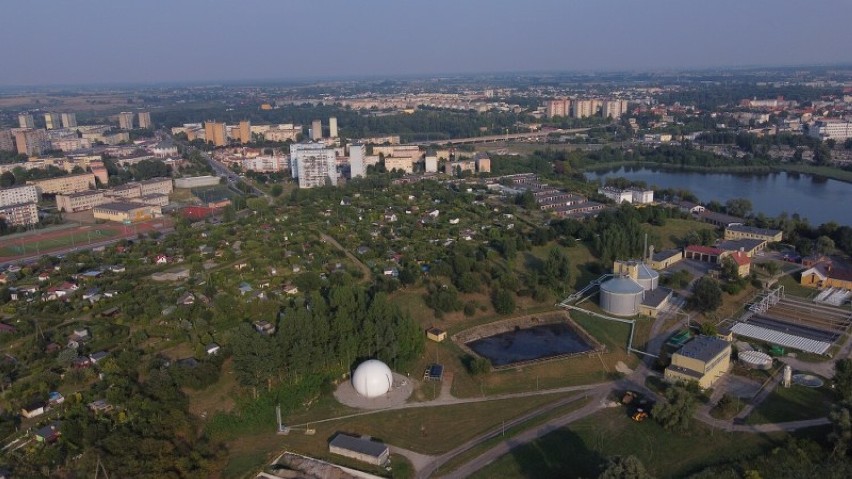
[[352, 360, 393, 398]]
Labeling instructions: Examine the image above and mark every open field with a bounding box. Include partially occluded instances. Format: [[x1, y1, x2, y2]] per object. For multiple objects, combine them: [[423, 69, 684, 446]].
[[644, 218, 716, 250], [746, 385, 835, 425], [777, 273, 817, 299], [0, 225, 118, 257], [471, 407, 793, 479], [223, 393, 575, 478]]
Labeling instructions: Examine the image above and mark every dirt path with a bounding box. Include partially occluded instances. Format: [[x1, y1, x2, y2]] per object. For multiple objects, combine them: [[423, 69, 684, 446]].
[[319, 232, 372, 281]]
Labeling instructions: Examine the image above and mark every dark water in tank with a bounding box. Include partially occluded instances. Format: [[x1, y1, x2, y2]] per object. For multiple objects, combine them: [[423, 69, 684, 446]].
[[466, 323, 593, 366]]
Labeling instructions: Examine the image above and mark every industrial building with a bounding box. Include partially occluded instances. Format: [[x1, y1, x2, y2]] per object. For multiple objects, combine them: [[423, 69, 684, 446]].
[[328, 434, 390, 466], [599, 260, 672, 318], [664, 335, 731, 389], [648, 248, 683, 270], [351, 360, 393, 399]]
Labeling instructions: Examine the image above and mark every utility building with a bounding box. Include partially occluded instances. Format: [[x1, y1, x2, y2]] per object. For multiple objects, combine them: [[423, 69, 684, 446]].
[[664, 336, 731, 389], [328, 434, 390, 466]]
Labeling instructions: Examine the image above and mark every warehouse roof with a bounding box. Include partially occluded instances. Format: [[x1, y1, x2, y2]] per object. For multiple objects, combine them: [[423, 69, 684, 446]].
[[329, 434, 388, 458]]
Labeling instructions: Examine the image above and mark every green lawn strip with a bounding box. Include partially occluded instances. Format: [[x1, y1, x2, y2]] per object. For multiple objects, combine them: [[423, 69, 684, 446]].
[[745, 385, 834, 425], [438, 397, 592, 475], [569, 310, 632, 351], [471, 408, 790, 479], [776, 274, 816, 299]]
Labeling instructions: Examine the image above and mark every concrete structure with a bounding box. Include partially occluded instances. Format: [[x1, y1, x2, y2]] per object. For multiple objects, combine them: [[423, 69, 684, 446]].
[[598, 186, 633, 203], [602, 99, 629, 119], [118, 112, 134, 130], [138, 111, 152, 129], [572, 99, 599, 118], [724, 224, 783, 243], [349, 143, 366, 178], [18, 113, 35, 129], [328, 434, 390, 466], [174, 176, 221, 188], [60, 113, 77, 129], [56, 191, 107, 212], [234, 120, 251, 144], [664, 336, 731, 389], [385, 157, 414, 174], [424, 153, 438, 173], [628, 188, 654, 204], [0, 202, 38, 226], [14, 129, 50, 156], [351, 359, 393, 398], [546, 99, 570, 118], [0, 185, 39, 207], [311, 119, 322, 140], [242, 155, 287, 173], [0, 130, 14, 152], [93, 201, 160, 223], [329, 116, 338, 138], [475, 152, 491, 173], [290, 143, 337, 188], [29, 173, 95, 195], [613, 260, 659, 290], [426, 327, 447, 342], [204, 121, 227, 147], [809, 119, 852, 141], [43, 113, 62, 130]]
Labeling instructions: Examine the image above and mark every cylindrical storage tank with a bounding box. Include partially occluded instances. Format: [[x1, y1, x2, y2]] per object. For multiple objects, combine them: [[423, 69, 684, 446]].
[[635, 263, 659, 291], [739, 350, 773, 370], [600, 277, 645, 316], [352, 360, 393, 398]]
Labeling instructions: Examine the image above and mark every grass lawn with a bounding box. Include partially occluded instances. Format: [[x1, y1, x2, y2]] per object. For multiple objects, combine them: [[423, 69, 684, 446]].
[[186, 358, 238, 418], [746, 385, 835, 425], [471, 408, 790, 479], [0, 226, 118, 256], [224, 394, 575, 478], [776, 274, 816, 299], [569, 310, 632, 351], [644, 218, 716, 250]]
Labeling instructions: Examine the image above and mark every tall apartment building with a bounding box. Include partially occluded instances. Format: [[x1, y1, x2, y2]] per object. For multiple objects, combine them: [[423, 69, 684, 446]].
[[349, 143, 366, 178], [242, 156, 287, 173], [0, 130, 14, 152], [602, 100, 629, 119], [61, 112, 78, 129], [546, 99, 570, 118], [572, 99, 599, 118], [329, 117, 338, 138], [290, 143, 337, 188], [138, 111, 152, 129], [235, 120, 251, 144], [311, 119, 322, 140], [204, 121, 227, 147], [44, 113, 62, 130], [118, 112, 134, 130], [29, 173, 96, 195], [0, 185, 39, 207], [0, 202, 38, 226], [18, 113, 35, 129], [14, 129, 50, 156]]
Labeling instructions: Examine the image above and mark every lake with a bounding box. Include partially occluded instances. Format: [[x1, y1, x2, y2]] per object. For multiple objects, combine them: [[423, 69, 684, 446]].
[[585, 166, 852, 226], [466, 323, 593, 367]]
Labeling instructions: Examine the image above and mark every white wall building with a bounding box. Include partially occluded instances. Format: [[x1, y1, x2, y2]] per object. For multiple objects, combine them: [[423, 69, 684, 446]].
[[290, 143, 337, 188], [0, 185, 40, 207], [809, 120, 852, 141], [349, 143, 365, 178]]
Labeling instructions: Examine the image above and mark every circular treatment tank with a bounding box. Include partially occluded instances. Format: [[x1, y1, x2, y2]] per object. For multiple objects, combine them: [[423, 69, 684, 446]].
[[634, 263, 659, 291], [739, 350, 773, 370], [351, 359, 393, 398], [600, 276, 645, 316]]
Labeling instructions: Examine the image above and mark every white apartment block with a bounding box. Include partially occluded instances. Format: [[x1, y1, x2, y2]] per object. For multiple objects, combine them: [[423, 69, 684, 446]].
[[546, 99, 570, 118], [424, 154, 438, 173], [573, 99, 600, 119], [29, 173, 95, 195], [629, 188, 654, 204], [602, 100, 629, 119], [61, 113, 77, 129], [242, 156, 288, 173], [809, 120, 852, 141], [0, 202, 38, 226], [349, 143, 366, 178], [598, 187, 633, 203], [139, 178, 174, 196], [0, 185, 39, 207], [290, 143, 337, 188], [385, 157, 414, 174]]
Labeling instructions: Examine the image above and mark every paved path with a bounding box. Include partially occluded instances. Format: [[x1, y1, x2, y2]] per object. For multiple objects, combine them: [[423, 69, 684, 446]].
[[777, 356, 835, 379]]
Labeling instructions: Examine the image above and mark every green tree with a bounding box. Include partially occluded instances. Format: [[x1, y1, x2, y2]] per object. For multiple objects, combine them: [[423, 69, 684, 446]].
[[835, 359, 852, 403], [0, 171, 14, 187], [492, 288, 516, 314], [269, 184, 284, 197], [652, 384, 698, 432], [817, 235, 836, 255], [542, 247, 571, 293], [725, 197, 752, 217], [598, 455, 654, 479], [688, 277, 722, 313]]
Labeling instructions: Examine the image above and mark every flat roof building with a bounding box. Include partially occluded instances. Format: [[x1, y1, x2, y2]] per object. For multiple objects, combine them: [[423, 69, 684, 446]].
[[0, 202, 38, 226], [29, 173, 95, 195], [204, 121, 227, 147], [0, 185, 39, 208], [664, 335, 731, 389], [56, 190, 106, 212], [138, 111, 152, 129], [328, 434, 390, 466], [61, 113, 77, 129], [290, 143, 337, 188], [93, 201, 160, 223], [18, 113, 35, 129], [44, 113, 62, 130], [724, 224, 783, 243]]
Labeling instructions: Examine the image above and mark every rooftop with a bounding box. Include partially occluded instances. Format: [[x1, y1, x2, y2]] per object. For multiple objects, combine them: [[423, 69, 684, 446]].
[[726, 224, 782, 237], [717, 238, 765, 252], [652, 248, 682, 261], [641, 287, 672, 308], [329, 433, 388, 458], [676, 335, 730, 363]]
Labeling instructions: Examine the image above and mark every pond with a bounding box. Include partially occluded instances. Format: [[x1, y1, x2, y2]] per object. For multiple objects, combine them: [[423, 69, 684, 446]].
[[466, 323, 593, 366]]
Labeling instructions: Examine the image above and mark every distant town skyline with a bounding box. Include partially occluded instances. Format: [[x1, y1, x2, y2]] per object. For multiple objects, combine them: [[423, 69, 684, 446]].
[[1, 0, 851, 87]]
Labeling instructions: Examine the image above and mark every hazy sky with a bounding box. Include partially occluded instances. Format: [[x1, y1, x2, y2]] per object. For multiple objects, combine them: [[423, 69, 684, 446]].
[[2, 0, 851, 86]]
